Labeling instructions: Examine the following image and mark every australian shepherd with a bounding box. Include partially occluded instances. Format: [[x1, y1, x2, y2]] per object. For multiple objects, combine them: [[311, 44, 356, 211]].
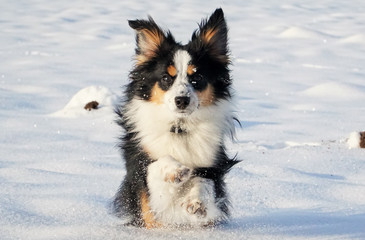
[[112, 8, 239, 228]]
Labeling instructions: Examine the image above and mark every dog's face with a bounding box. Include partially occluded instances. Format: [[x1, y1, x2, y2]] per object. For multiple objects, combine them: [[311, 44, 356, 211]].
[[127, 9, 231, 118]]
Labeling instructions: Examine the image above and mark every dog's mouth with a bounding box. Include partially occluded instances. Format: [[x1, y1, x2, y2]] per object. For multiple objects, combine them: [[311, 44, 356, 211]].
[[173, 109, 194, 118], [176, 109, 190, 114]]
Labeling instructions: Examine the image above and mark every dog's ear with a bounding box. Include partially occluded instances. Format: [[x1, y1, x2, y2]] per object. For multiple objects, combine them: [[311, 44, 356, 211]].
[[129, 17, 166, 65], [192, 8, 229, 64]]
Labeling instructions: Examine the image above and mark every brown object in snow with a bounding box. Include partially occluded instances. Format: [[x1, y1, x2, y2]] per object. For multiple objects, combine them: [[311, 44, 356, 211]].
[[360, 131, 365, 148], [84, 101, 99, 111]]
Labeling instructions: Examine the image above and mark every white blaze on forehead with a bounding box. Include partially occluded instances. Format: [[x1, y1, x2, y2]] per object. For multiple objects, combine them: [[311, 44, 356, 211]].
[[164, 49, 198, 113], [173, 50, 191, 81]]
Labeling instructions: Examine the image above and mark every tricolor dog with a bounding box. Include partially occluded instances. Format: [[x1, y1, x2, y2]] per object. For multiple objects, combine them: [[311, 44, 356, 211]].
[[112, 8, 239, 228]]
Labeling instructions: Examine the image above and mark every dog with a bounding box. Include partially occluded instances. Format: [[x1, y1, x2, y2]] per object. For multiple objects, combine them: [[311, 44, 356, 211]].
[[112, 8, 239, 228]]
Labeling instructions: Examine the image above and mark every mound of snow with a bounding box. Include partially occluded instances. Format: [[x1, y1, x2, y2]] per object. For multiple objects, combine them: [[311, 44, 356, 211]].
[[52, 86, 118, 118], [347, 131, 360, 149], [301, 82, 364, 100], [340, 34, 365, 44], [278, 26, 325, 39]]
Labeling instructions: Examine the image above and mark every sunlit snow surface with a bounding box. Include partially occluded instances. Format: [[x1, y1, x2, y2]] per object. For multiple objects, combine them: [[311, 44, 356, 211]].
[[1, 0, 365, 239]]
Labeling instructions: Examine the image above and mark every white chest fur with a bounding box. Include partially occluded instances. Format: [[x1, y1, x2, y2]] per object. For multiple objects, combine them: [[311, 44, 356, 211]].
[[124, 98, 234, 168]]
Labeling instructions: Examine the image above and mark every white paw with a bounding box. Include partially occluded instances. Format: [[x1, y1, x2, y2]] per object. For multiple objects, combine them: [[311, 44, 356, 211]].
[[182, 198, 207, 218], [164, 165, 191, 185]]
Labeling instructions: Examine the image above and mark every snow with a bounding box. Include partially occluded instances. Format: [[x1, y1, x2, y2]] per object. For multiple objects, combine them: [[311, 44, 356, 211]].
[[278, 26, 329, 40], [347, 132, 361, 149], [1, 0, 365, 239], [52, 86, 118, 118], [301, 82, 365, 100]]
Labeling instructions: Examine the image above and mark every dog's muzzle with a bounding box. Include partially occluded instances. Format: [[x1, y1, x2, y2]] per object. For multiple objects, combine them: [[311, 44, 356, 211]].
[[175, 96, 190, 110]]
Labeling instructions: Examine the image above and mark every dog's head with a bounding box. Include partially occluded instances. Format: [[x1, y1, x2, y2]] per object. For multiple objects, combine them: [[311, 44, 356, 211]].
[[127, 8, 231, 117]]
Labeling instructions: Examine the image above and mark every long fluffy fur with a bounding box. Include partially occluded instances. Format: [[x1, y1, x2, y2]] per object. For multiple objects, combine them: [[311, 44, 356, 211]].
[[112, 8, 239, 228]]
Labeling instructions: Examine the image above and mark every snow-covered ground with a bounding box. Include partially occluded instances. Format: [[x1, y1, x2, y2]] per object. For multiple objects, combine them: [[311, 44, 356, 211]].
[[1, 0, 365, 239]]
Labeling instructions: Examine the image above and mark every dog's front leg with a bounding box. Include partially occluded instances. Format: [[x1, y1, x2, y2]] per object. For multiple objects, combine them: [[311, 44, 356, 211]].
[[181, 177, 222, 223], [147, 156, 191, 214]]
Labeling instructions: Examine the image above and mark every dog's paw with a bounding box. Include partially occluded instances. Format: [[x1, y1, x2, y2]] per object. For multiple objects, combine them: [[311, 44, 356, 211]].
[[182, 199, 207, 218], [164, 165, 191, 185]]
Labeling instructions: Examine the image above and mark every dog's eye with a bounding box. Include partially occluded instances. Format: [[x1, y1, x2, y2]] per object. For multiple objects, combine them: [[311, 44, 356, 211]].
[[190, 74, 207, 90], [190, 74, 202, 86], [159, 74, 174, 90], [161, 74, 172, 84], [191, 74, 202, 84]]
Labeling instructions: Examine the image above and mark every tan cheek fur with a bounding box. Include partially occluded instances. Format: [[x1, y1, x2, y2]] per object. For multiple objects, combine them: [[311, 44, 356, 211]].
[[197, 84, 215, 106], [149, 83, 166, 104]]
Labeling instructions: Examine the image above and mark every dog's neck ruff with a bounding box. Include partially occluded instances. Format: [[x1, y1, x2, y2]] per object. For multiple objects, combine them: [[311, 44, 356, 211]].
[[124, 98, 234, 168]]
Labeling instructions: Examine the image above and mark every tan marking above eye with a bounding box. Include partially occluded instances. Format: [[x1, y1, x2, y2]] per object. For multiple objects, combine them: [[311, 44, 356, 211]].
[[167, 65, 177, 77], [187, 64, 197, 76]]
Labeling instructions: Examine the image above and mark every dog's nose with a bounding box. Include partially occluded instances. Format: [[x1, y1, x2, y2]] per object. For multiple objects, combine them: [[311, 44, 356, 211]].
[[175, 96, 190, 110]]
